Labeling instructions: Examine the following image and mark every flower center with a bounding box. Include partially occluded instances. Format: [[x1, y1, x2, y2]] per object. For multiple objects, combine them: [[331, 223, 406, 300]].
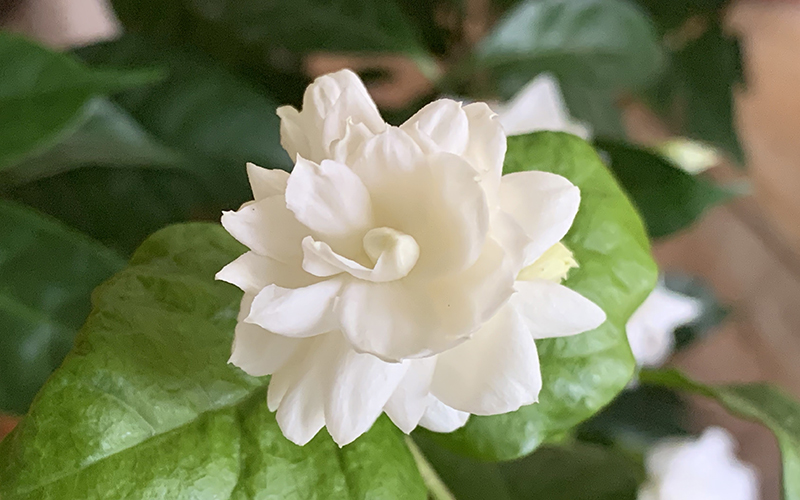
[[363, 227, 420, 278]]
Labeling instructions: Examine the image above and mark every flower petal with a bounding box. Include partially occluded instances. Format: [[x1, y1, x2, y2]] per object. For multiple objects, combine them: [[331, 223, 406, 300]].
[[401, 99, 469, 155], [384, 358, 437, 434], [418, 397, 470, 433], [490, 209, 532, 271], [337, 280, 440, 360], [324, 344, 409, 446], [285, 156, 373, 239], [215, 251, 314, 293], [221, 194, 308, 263], [229, 294, 303, 376], [499, 171, 580, 265], [276, 105, 315, 163], [245, 279, 342, 337], [463, 102, 505, 204], [246, 162, 289, 200], [431, 305, 542, 415], [512, 279, 606, 339]]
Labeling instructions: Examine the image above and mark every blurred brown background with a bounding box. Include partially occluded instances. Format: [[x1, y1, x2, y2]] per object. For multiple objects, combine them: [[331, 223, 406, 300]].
[[3, 1, 800, 498]]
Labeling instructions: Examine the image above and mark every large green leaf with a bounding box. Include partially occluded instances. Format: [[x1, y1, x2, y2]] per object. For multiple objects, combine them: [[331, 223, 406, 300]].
[[640, 369, 800, 500], [414, 435, 642, 500], [0, 223, 426, 500], [596, 139, 734, 238], [419, 132, 657, 460], [473, 0, 662, 101], [2, 98, 182, 185], [0, 201, 125, 414], [0, 32, 160, 172]]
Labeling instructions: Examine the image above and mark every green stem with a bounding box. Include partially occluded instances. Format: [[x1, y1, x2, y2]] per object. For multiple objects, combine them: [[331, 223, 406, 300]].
[[404, 436, 456, 500]]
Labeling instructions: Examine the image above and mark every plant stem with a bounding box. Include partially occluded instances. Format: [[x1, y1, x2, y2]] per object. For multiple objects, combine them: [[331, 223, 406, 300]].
[[404, 436, 456, 500]]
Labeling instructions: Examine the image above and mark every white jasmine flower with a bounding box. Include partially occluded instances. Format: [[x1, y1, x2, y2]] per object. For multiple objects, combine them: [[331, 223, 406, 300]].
[[492, 73, 591, 139], [217, 69, 606, 446], [639, 427, 760, 500], [626, 283, 703, 368]]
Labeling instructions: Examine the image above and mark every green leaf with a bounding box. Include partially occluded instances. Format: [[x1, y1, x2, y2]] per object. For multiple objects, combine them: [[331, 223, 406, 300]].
[[3, 166, 217, 255], [474, 0, 663, 97], [662, 272, 728, 351], [108, 0, 433, 79], [420, 132, 657, 460], [2, 98, 182, 185], [0, 32, 161, 172], [596, 139, 734, 238], [640, 369, 800, 500], [0, 201, 125, 414], [645, 22, 745, 164], [415, 435, 642, 500], [0, 223, 426, 500]]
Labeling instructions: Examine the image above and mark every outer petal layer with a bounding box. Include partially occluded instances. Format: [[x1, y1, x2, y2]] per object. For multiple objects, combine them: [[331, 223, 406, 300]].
[[512, 279, 606, 339]]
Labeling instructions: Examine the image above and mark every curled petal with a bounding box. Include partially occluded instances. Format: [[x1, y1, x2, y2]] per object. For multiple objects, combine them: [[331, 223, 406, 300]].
[[285, 156, 373, 239], [401, 99, 469, 155], [418, 397, 470, 433], [431, 305, 542, 415], [276, 105, 315, 163], [463, 102, 505, 204], [215, 251, 314, 293], [229, 294, 303, 376], [499, 171, 580, 265], [384, 358, 437, 434], [246, 162, 289, 200], [245, 279, 342, 337], [221, 195, 308, 263], [512, 280, 606, 339]]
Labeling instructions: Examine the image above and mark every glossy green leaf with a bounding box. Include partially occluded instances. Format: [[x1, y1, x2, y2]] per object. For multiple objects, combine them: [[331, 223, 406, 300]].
[[0, 223, 426, 500], [415, 435, 642, 500], [420, 132, 658, 460], [640, 369, 800, 500], [596, 139, 734, 238], [0, 201, 125, 414], [474, 0, 663, 98], [0, 32, 161, 172], [2, 98, 182, 185]]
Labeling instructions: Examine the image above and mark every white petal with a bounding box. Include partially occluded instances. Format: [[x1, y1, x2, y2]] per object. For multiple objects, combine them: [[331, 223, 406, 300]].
[[331, 119, 374, 165], [351, 126, 425, 187], [489, 210, 531, 272], [418, 397, 470, 433], [221, 195, 308, 263], [215, 251, 314, 293], [496, 73, 591, 139], [324, 345, 409, 446], [337, 280, 440, 360], [272, 335, 339, 446], [301, 232, 419, 283], [400, 99, 469, 155], [229, 294, 303, 376], [463, 102, 506, 204], [245, 279, 342, 337], [285, 156, 373, 239], [512, 279, 606, 339], [384, 358, 437, 434], [499, 171, 580, 265], [431, 305, 542, 415], [276, 105, 315, 163], [309, 70, 384, 134], [246, 162, 289, 200]]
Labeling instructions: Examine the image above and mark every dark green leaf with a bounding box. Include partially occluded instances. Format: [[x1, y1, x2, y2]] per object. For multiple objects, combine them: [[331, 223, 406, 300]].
[[640, 369, 800, 500], [3, 166, 217, 255], [2, 98, 182, 185], [474, 0, 663, 97], [0, 31, 161, 172], [421, 132, 657, 460], [415, 435, 642, 500], [0, 223, 426, 500], [596, 139, 734, 238], [645, 22, 745, 164], [0, 201, 125, 414]]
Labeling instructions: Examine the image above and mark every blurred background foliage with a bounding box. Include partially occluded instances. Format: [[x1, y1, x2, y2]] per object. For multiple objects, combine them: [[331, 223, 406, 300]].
[[0, 0, 748, 497]]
